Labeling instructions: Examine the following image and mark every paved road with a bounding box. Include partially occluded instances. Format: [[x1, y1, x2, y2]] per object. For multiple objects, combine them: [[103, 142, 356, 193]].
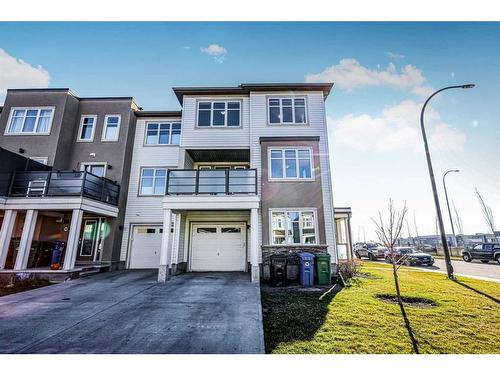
[[427, 258, 500, 282], [0, 271, 264, 354]]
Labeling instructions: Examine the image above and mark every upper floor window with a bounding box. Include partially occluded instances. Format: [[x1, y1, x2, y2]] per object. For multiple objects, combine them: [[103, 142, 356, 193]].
[[29, 157, 48, 165], [78, 115, 97, 141], [271, 210, 317, 245], [139, 168, 167, 195], [269, 148, 313, 180], [197, 101, 241, 127], [6, 107, 54, 135], [268, 98, 306, 125], [145, 122, 181, 145], [102, 115, 121, 141]]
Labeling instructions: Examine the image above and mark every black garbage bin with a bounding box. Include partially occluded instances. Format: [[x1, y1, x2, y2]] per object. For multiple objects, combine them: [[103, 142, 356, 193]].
[[286, 253, 300, 283], [270, 254, 287, 286]]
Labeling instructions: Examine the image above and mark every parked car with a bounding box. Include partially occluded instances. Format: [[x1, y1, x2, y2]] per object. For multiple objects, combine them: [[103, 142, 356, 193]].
[[354, 242, 386, 261], [416, 244, 437, 253], [462, 243, 500, 264], [384, 247, 435, 266]]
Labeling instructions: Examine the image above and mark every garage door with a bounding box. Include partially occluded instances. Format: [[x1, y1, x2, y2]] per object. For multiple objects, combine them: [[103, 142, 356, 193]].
[[129, 225, 172, 269], [190, 223, 246, 271]]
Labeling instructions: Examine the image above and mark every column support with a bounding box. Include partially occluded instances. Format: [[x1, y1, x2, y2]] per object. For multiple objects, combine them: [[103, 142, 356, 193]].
[[63, 209, 84, 271], [250, 208, 260, 283], [158, 208, 172, 282], [14, 210, 38, 270], [0, 210, 18, 269]]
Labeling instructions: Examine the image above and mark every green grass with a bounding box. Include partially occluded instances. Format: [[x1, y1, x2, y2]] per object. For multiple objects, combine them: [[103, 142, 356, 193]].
[[261, 262, 500, 354]]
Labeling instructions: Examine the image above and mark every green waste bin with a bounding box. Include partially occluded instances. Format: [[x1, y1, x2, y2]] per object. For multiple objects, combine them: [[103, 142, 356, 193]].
[[315, 253, 331, 285]]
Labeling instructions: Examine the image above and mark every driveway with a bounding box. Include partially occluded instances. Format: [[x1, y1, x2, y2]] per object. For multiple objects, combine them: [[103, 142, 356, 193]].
[[0, 271, 264, 354]]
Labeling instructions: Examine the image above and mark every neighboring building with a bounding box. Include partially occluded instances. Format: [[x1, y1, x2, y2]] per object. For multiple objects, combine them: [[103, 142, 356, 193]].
[[0, 83, 351, 283], [0, 88, 138, 279]]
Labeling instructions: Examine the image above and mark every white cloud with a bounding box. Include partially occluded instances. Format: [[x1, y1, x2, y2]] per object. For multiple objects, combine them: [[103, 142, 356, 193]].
[[305, 58, 431, 96], [200, 44, 227, 63], [385, 51, 405, 59], [330, 100, 466, 153], [0, 48, 50, 100]]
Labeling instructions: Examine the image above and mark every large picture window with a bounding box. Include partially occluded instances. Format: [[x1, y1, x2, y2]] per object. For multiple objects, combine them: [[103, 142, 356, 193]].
[[145, 123, 181, 145], [6, 107, 54, 135], [269, 148, 313, 180], [271, 210, 317, 245], [268, 98, 306, 125], [139, 168, 167, 195], [197, 101, 241, 127]]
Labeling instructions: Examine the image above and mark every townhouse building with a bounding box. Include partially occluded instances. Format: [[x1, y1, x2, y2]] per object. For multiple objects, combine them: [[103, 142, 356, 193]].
[[0, 83, 352, 283]]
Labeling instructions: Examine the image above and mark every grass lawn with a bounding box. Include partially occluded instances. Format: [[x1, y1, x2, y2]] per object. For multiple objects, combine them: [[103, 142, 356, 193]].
[[261, 262, 500, 354], [0, 279, 51, 297]]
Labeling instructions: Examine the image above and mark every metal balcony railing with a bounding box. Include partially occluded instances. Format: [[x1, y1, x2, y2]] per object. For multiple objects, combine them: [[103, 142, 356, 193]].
[[166, 169, 257, 195], [6, 171, 120, 205]]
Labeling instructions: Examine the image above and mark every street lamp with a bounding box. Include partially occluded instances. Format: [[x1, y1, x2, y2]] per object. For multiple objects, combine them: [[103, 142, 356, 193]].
[[443, 169, 460, 248], [419, 84, 475, 279]]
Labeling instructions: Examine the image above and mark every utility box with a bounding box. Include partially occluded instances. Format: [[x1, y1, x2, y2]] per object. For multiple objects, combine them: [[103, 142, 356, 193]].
[[270, 254, 287, 287], [298, 252, 315, 286], [315, 253, 331, 285], [286, 253, 300, 283]]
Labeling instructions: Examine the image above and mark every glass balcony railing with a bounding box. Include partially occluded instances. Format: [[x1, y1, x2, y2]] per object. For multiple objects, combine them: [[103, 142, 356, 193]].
[[166, 169, 257, 195]]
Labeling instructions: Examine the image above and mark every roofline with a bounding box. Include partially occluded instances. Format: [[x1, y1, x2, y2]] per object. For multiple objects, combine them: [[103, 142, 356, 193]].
[[172, 82, 334, 104], [135, 110, 182, 118]]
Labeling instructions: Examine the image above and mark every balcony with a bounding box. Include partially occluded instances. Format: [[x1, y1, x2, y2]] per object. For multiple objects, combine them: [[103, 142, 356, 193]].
[[166, 169, 257, 195], [4, 171, 120, 206]]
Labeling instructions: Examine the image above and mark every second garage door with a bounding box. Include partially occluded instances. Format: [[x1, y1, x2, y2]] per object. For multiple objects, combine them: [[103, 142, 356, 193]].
[[129, 225, 171, 269], [190, 223, 246, 271]]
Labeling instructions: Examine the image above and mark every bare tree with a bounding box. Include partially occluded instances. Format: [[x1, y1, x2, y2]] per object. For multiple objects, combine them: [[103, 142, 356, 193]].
[[475, 187, 496, 234], [406, 219, 413, 245], [371, 199, 419, 353], [413, 212, 420, 245], [452, 200, 464, 235]]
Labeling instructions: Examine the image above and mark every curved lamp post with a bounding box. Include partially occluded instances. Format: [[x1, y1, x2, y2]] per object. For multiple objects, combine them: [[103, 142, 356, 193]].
[[420, 84, 475, 279], [443, 169, 460, 248]]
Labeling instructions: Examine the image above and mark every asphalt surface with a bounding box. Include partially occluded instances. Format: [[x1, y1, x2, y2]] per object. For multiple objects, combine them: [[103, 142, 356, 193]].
[[0, 271, 264, 354], [429, 258, 500, 282]]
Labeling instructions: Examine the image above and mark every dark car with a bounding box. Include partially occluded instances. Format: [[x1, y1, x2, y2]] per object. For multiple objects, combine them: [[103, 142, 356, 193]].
[[416, 244, 437, 253], [462, 243, 500, 264], [354, 242, 386, 261], [384, 247, 435, 266]]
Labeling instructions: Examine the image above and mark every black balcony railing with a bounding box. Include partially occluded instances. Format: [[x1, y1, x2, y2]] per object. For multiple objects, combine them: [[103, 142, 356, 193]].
[[6, 171, 120, 205], [166, 169, 257, 195]]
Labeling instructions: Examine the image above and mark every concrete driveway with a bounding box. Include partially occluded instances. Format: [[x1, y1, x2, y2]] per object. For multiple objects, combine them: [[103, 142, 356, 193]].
[[0, 271, 264, 354]]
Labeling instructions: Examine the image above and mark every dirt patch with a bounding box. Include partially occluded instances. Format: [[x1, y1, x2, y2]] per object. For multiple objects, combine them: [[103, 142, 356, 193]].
[[376, 293, 438, 308], [261, 283, 340, 293], [0, 279, 51, 297], [356, 272, 381, 279]]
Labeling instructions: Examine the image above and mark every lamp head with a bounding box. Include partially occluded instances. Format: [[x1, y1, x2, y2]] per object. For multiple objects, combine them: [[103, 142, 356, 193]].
[[462, 84, 475, 89]]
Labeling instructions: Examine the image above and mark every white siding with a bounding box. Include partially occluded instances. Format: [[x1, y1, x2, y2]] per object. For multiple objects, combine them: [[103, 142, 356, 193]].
[[120, 118, 181, 262], [180, 96, 250, 148]]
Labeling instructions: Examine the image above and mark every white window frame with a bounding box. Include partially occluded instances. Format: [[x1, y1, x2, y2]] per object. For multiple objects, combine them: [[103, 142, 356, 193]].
[[29, 157, 49, 165], [144, 121, 182, 146], [77, 115, 98, 142], [270, 209, 318, 246], [267, 97, 307, 125], [196, 100, 242, 128], [80, 162, 107, 177], [5, 107, 55, 135], [138, 167, 168, 196], [268, 147, 314, 181], [101, 114, 121, 142]]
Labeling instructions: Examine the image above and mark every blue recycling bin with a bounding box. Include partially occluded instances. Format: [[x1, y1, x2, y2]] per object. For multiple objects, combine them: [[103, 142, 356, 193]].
[[298, 252, 315, 286]]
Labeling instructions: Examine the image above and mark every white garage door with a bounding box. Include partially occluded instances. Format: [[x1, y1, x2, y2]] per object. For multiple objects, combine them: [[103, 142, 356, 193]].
[[190, 223, 246, 271], [129, 225, 171, 269]]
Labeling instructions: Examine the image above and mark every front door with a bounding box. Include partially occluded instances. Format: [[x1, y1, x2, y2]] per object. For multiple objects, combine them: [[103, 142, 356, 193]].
[[78, 218, 106, 261]]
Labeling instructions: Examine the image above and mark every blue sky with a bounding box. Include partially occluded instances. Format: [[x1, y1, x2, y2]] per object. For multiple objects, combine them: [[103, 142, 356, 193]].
[[0, 22, 498, 238]]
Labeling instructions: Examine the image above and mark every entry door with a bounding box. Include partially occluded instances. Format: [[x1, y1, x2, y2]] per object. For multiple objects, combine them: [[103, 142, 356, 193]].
[[190, 223, 246, 272], [79, 220, 98, 258], [81, 163, 106, 177]]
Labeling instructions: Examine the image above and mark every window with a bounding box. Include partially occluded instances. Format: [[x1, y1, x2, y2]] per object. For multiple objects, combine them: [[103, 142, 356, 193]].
[[268, 98, 306, 125], [139, 168, 167, 195], [270, 211, 316, 245], [197, 227, 217, 233], [145, 122, 181, 145], [271, 210, 317, 245], [269, 148, 313, 180], [29, 157, 48, 165], [221, 227, 241, 233], [102, 115, 121, 141], [78, 116, 97, 141], [6, 107, 54, 134], [82, 163, 106, 177], [197, 101, 241, 127]]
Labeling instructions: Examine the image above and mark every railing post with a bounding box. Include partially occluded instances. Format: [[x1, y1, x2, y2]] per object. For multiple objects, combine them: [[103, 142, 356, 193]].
[[254, 169, 257, 194], [166, 169, 170, 195], [225, 169, 229, 195], [45, 171, 52, 197], [81, 171, 86, 198], [7, 171, 15, 197], [195, 170, 199, 195]]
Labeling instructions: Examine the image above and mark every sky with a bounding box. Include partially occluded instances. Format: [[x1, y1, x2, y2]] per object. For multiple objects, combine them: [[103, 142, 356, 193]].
[[0, 22, 498, 240]]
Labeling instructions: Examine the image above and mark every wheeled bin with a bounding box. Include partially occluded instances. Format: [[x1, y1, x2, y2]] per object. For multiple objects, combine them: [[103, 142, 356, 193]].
[[315, 253, 331, 285], [286, 253, 300, 283], [298, 252, 315, 286], [270, 254, 287, 286]]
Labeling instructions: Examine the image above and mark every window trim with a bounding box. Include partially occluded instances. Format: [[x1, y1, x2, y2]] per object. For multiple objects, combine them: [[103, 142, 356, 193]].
[[195, 100, 242, 128], [77, 115, 98, 142], [138, 167, 168, 196], [80, 162, 107, 177], [269, 208, 318, 246], [143, 120, 182, 146], [267, 97, 308, 126], [268, 147, 314, 181], [5, 106, 55, 135], [101, 114, 121, 142]]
